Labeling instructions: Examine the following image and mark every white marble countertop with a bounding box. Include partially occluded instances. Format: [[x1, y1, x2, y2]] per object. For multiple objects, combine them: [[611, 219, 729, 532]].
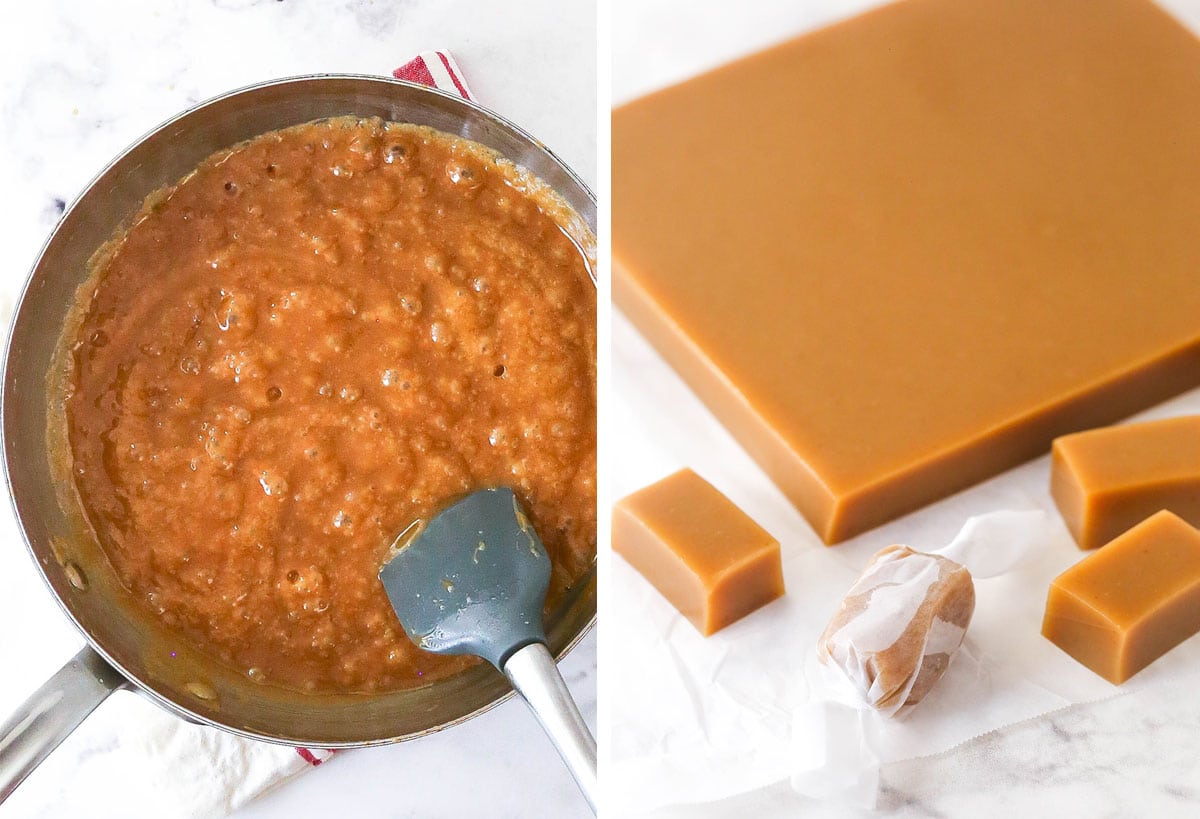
[[0, 1, 595, 817], [613, 1, 1200, 816]]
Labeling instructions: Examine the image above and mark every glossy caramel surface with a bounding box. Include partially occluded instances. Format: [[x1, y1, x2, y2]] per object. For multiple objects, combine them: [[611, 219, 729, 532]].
[[62, 118, 596, 693]]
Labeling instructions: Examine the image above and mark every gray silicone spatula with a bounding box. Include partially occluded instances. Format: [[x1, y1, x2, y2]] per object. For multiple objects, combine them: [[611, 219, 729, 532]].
[[379, 487, 597, 813]]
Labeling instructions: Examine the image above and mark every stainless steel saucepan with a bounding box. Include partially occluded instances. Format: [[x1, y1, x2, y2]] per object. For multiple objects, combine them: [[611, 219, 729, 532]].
[[0, 75, 597, 801]]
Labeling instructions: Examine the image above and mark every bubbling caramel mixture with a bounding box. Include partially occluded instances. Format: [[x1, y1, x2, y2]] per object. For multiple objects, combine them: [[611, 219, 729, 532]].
[[61, 117, 596, 693]]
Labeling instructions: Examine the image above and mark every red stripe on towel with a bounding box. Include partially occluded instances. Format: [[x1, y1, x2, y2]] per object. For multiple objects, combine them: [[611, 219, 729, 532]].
[[435, 51, 473, 100], [296, 748, 325, 766]]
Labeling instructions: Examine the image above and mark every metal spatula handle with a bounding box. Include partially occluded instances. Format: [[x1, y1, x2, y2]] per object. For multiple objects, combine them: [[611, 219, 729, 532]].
[[502, 642, 596, 813]]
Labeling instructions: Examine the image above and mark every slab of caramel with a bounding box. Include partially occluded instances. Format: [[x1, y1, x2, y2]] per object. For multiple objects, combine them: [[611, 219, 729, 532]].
[[612, 469, 784, 635], [613, 0, 1200, 544], [1042, 511, 1200, 684], [1052, 416, 1200, 549]]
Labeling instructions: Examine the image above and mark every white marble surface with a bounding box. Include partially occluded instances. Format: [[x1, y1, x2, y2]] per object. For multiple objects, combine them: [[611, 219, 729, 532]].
[[613, 1, 1200, 816], [0, 1, 595, 817]]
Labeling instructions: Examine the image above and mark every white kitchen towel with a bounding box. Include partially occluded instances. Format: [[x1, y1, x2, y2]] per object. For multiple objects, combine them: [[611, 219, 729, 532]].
[[0, 51, 473, 819]]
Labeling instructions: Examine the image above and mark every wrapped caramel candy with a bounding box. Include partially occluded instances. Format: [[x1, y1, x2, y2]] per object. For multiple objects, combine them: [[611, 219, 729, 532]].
[[817, 545, 975, 716]]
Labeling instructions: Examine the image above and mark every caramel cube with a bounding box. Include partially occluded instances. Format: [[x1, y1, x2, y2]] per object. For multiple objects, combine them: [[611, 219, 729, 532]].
[[612, 469, 785, 635], [1042, 511, 1200, 684], [1051, 416, 1200, 549]]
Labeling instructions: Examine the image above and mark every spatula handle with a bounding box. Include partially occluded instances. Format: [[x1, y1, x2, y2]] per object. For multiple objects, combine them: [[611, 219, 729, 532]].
[[502, 642, 597, 814]]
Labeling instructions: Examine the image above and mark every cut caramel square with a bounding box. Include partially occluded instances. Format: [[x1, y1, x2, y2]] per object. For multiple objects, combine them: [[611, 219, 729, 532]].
[[1051, 416, 1200, 549], [1042, 511, 1200, 683], [613, 469, 785, 635]]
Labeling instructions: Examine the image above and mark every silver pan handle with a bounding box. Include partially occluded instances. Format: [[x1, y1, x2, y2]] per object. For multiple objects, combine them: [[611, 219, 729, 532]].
[[0, 644, 128, 802]]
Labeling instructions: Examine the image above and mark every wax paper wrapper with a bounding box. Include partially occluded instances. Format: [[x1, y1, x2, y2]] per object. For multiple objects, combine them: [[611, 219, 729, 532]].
[[816, 545, 975, 719], [609, 509, 1118, 816]]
